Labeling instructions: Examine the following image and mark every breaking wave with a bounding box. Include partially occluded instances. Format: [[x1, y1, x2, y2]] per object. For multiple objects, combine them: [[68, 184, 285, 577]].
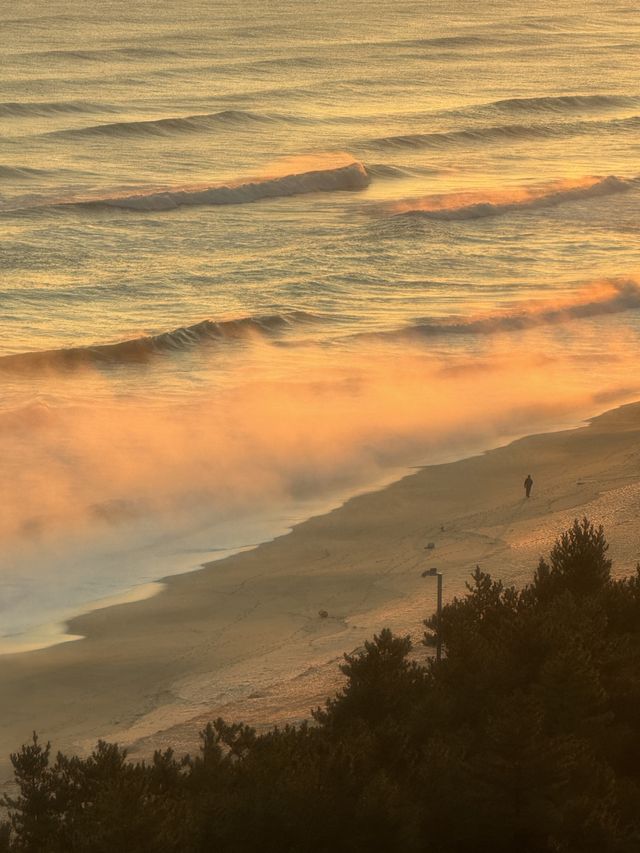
[[359, 281, 640, 341], [390, 175, 635, 221], [72, 161, 370, 211], [0, 311, 321, 374], [46, 109, 289, 139]]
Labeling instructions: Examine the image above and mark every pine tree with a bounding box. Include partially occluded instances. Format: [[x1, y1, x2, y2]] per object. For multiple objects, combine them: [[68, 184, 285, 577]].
[[533, 517, 611, 600], [2, 733, 57, 853]]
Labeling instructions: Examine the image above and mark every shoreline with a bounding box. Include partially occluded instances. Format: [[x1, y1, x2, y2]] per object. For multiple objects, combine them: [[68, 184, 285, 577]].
[[2, 400, 640, 783], [1, 398, 619, 657], [0, 466, 414, 657]]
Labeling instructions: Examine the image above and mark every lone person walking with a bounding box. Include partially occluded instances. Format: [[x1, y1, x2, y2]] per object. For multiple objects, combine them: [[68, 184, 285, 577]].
[[524, 474, 533, 498]]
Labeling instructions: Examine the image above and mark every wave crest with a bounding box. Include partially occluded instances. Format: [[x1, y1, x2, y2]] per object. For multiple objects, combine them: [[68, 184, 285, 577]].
[[489, 94, 640, 113], [0, 165, 51, 180], [0, 100, 114, 118], [76, 161, 370, 211], [362, 281, 640, 341], [46, 109, 288, 139], [22, 46, 181, 63], [387, 175, 635, 221], [0, 311, 321, 374], [367, 115, 640, 150]]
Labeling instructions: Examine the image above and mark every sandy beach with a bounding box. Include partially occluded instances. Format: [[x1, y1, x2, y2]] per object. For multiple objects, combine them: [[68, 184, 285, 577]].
[[2, 400, 640, 786]]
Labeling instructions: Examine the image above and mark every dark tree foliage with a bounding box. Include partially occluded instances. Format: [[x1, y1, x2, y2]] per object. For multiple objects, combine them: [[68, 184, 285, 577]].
[[2, 518, 639, 852], [532, 517, 612, 601]]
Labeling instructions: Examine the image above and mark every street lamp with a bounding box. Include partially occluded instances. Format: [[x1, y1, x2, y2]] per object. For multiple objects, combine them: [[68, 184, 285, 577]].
[[425, 567, 443, 663]]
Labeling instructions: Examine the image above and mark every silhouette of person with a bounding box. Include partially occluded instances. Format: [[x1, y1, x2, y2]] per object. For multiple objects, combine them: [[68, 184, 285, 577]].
[[524, 474, 533, 498]]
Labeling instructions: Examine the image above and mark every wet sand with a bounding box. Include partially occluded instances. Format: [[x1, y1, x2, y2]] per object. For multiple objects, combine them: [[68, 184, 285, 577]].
[[2, 401, 640, 784]]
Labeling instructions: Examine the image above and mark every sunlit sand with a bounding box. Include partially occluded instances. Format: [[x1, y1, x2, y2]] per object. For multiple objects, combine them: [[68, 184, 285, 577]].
[[2, 401, 640, 786]]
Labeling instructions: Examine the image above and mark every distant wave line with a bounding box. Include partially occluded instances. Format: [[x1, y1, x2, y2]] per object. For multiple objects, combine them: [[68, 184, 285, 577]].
[[14, 46, 183, 63], [486, 93, 640, 113], [0, 100, 118, 118], [357, 34, 509, 50], [0, 164, 56, 180], [366, 114, 640, 150], [44, 109, 297, 139]]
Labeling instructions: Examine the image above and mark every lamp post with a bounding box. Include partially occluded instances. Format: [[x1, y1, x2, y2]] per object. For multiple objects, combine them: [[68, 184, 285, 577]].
[[425, 568, 443, 662]]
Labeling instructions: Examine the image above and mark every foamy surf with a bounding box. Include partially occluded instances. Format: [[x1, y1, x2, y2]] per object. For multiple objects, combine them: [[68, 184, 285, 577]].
[[382, 175, 636, 220], [352, 280, 640, 341]]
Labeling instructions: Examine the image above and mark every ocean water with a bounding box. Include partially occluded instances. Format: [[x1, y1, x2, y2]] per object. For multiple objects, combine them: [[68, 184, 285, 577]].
[[1, 0, 640, 650]]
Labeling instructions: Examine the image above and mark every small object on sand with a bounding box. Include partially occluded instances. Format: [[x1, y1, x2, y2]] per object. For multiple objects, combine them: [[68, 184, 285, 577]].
[[318, 609, 329, 619], [440, 525, 445, 532], [425, 542, 435, 550], [421, 568, 438, 578]]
